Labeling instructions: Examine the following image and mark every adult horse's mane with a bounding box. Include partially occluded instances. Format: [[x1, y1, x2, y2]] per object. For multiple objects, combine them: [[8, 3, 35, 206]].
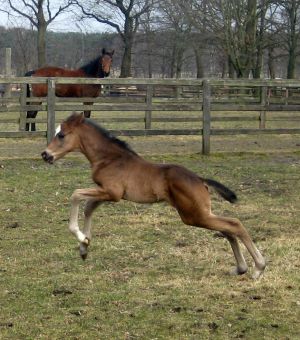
[[79, 57, 104, 77], [83, 117, 137, 155]]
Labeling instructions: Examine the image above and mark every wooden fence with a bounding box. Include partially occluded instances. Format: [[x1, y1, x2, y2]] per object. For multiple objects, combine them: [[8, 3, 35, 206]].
[[0, 77, 300, 154]]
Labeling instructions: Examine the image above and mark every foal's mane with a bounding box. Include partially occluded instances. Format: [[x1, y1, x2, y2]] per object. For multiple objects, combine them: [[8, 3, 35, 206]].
[[84, 118, 137, 155]]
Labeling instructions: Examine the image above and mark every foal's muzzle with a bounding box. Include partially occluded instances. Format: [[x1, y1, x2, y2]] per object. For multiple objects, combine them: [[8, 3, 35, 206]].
[[41, 151, 54, 164]]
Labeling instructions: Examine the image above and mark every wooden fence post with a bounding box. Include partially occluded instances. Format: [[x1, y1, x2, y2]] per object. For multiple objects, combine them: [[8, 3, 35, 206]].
[[19, 83, 27, 131], [259, 86, 267, 129], [145, 84, 153, 129], [202, 79, 211, 155], [47, 78, 56, 144]]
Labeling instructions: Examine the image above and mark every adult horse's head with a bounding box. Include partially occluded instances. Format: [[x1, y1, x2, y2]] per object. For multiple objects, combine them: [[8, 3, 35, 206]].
[[79, 48, 114, 78], [41, 112, 85, 164], [101, 48, 114, 77]]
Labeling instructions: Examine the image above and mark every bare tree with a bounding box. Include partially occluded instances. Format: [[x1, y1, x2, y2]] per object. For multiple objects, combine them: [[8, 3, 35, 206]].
[[180, 0, 211, 78], [274, 0, 300, 78], [75, 0, 156, 77], [138, 0, 157, 77], [0, 0, 75, 67], [182, 0, 274, 78], [156, 0, 192, 78], [212, 0, 259, 78]]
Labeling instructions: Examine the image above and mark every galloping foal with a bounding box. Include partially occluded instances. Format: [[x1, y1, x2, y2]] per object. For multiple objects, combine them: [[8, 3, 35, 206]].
[[42, 112, 266, 279]]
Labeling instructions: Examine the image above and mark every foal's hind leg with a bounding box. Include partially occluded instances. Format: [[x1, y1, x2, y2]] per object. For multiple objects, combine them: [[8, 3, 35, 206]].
[[203, 215, 266, 279], [222, 233, 248, 275], [176, 205, 265, 278], [79, 199, 101, 259]]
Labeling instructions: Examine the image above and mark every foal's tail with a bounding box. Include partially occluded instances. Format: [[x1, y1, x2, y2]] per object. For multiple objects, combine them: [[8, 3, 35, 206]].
[[204, 178, 237, 203]]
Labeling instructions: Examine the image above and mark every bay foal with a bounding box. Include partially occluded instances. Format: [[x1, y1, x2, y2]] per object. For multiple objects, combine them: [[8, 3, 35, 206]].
[[42, 112, 266, 279]]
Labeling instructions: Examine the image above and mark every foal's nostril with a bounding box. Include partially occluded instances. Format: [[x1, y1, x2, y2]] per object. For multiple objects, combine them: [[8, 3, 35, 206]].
[[41, 151, 48, 160], [41, 151, 54, 164]]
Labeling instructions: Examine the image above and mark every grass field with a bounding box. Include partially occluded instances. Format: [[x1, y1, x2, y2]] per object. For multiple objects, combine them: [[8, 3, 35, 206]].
[[0, 141, 299, 339]]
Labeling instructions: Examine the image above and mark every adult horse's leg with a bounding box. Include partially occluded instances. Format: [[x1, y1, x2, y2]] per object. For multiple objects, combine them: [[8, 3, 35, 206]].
[[25, 71, 38, 131], [26, 110, 38, 131], [79, 199, 102, 259], [83, 102, 93, 118]]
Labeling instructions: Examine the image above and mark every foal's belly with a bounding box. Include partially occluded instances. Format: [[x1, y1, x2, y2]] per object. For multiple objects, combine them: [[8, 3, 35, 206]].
[[123, 189, 164, 204], [122, 177, 166, 204]]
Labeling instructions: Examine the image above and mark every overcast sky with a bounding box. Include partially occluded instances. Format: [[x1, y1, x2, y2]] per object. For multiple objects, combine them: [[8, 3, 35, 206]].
[[0, 7, 107, 33]]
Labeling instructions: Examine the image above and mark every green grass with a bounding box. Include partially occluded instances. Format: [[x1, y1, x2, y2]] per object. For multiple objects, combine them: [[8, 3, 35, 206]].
[[0, 151, 299, 339]]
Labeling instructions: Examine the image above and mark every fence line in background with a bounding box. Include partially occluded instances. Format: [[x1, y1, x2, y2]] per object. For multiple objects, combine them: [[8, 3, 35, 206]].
[[1, 77, 300, 153]]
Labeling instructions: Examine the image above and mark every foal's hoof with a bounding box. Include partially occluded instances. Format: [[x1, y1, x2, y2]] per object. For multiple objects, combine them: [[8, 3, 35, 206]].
[[82, 237, 90, 245], [79, 239, 90, 260], [252, 267, 265, 280], [252, 259, 266, 279], [81, 252, 88, 260], [229, 266, 248, 276]]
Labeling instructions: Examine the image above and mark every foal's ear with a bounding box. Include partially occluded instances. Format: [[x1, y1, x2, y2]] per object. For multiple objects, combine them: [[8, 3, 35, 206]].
[[76, 112, 85, 124], [102, 48, 106, 55], [68, 112, 85, 126]]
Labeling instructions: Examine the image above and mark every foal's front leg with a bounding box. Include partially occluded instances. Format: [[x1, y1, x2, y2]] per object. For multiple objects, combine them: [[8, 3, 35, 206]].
[[79, 200, 102, 259], [69, 190, 89, 244], [69, 187, 118, 258]]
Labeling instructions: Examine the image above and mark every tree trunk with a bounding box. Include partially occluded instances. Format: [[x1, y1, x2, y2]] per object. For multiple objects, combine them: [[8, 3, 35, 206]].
[[120, 17, 134, 78], [228, 56, 236, 79], [193, 46, 204, 78], [145, 31, 153, 78], [170, 44, 176, 78], [37, 23, 47, 67], [37, 0, 47, 67], [253, 0, 266, 78], [287, 46, 296, 79], [268, 47, 276, 79], [176, 47, 184, 78], [243, 0, 257, 77], [287, 2, 297, 79], [120, 42, 132, 77]]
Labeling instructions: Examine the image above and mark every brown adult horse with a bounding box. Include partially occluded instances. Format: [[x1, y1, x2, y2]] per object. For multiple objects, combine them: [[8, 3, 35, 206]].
[[25, 48, 114, 131], [41, 112, 266, 279]]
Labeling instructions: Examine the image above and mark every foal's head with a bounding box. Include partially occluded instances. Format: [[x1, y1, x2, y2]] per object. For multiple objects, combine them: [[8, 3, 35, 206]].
[[41, 112, 85, 164], [101, 48, 114, 77]]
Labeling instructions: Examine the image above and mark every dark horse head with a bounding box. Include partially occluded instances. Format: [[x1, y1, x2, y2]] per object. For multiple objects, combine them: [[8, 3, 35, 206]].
[[80, 48, 114, 78]]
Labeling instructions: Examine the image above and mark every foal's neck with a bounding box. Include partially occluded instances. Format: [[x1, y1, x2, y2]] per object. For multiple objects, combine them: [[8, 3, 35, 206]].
[[79, 126, 133, 166]]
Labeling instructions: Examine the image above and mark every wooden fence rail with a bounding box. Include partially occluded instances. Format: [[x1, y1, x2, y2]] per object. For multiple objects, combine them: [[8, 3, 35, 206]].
[[0, 77, 300, 153]]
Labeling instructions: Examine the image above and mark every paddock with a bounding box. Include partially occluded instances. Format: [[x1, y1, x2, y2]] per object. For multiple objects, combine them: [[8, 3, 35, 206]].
[[0, 78, 299, 339], [0, 136, 299, 339]]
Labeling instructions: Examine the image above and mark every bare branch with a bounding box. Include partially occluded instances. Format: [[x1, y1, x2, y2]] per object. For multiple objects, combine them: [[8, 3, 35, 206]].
[[74, 0, 123, 36], [7, 0, 38, 26], [46, 0, 75, 24]]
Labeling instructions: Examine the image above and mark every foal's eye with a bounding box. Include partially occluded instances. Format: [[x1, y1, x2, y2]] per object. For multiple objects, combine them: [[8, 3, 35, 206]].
[[57, 132, 65, 140]]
